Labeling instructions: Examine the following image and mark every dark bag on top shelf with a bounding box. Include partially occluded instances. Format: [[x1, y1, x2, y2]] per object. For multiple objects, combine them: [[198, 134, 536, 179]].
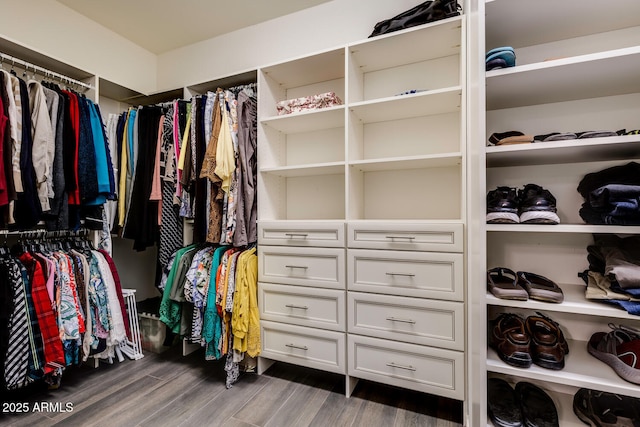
[[368, 0, 461, 38]]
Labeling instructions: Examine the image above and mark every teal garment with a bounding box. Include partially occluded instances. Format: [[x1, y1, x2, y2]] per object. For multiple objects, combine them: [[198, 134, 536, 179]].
[[127, 109, 137, 175], [159, 245, 196, 334], [203, 246, 227, 360], [84, 101, 110, 205]]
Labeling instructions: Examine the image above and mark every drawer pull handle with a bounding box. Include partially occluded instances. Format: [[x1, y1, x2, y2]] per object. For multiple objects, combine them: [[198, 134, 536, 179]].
[[285, 265, 309, 269], [386, 272, 416, 277], [386, 362, 416, 372], [386, 317, 416, 325], [285, 233, 309, 238], [285, 343, 308, 351], [385, 235, 416, 241], [285, 304, 309, 310]]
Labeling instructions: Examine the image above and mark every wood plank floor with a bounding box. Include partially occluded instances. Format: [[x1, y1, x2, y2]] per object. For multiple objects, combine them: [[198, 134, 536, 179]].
[[0, 346, 463, 427]]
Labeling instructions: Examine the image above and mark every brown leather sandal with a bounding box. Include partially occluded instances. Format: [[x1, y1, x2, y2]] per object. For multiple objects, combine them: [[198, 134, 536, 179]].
[[489, 313, 532, 369], [525, 312, 569, 370]]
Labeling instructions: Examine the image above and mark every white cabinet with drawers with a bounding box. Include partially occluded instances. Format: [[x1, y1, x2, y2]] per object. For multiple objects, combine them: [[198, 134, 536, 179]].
[[257, 12, 468, 402]]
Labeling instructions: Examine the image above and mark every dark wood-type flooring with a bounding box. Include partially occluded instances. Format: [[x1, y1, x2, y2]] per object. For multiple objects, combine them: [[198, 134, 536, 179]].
[[0, 345, 463, 427]]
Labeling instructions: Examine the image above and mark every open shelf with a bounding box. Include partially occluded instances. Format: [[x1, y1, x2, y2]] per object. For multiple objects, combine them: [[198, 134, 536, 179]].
[[486, 224, 640, 234], [485, 0, 640, 50], [486, 47, 640, 110], [486, 135, 640, 168], [487, 340, 640, 399], [260, 48, 345, 90], [349, 153, 462, 172], [349, 87, 462, 123], [260, 106, 345, 134], [260, 162, 345, 177], [486, 284, 639, 321], [349, 16, 463, 73]]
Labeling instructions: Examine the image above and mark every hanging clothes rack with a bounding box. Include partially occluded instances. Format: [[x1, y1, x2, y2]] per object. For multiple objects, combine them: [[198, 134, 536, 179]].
[[0, 51, 92, 91]]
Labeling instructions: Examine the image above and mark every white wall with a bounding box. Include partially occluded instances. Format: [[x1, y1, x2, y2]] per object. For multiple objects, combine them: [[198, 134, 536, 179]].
[[0, 0, 157, 94], [0, 0, 425, 94], [157, 0, 420, 91]]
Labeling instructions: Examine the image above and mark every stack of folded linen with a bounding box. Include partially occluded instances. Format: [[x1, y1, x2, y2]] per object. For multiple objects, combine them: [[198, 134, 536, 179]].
[[581, 234, 640, 315], [577, 162, 640, 225]]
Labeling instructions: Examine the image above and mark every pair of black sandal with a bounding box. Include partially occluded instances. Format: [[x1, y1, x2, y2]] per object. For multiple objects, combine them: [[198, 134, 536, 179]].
[[488, 267, 564, 303], [488, 378, 559, 427]]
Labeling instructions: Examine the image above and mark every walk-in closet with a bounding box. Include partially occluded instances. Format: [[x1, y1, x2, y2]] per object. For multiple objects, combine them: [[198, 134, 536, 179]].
[[2, 0, 639, 426]]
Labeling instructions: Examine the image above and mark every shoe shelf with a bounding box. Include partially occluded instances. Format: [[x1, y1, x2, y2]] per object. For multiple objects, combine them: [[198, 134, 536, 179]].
[[486, 284, 640, 322], [486, 224, 640, 234], [486, 135, 640, 168], [487, 340, 640, 399], [485, 0, 640, 53], [484, 384, 585, 427], [486, 46, 640, 110], [480, 0, 640, 425]]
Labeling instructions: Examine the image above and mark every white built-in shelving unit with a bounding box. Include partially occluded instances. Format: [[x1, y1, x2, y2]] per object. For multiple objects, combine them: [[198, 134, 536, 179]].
[[479, 0, 640, 425]]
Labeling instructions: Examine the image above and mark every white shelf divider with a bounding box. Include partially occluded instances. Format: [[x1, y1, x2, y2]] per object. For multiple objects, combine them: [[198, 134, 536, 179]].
[[487, 340, 640, 399]]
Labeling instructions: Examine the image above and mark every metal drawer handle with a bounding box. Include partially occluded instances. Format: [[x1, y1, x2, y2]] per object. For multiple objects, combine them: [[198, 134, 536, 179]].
[[386, 317, 416, 325], [285, 233, 309, 238], [285, 304, 309, 310], [386, 362, 416, 372], [386, 272, 416, 277], [385, 235, 416, 241], [285, 265, 309, 269], [285, 343, 308, 351]]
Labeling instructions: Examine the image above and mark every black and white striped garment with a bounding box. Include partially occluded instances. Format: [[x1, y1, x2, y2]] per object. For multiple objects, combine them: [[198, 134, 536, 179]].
[[3, 257, 30, 389], [157, 104, 183, 287]]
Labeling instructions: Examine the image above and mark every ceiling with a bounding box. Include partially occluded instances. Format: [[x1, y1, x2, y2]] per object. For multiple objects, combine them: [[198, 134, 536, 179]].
[[56, 0, 332, 54]]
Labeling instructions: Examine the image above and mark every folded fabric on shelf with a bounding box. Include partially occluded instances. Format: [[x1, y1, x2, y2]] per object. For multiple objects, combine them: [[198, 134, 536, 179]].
[[577, 162, 640, 225], [590, 234, 640, 290], [276, 92, 343, 115]]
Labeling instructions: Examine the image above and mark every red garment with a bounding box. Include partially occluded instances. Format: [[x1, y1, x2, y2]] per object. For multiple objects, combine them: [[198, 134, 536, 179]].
[[19, 252, 65, 375], [63, 91, 81, 205], [0, 94, 8, 206], [98, 250, 131, 338]]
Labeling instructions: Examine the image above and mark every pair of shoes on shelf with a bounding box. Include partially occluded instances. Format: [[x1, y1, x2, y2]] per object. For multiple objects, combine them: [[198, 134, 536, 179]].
[[487, 184, 560, 225], [489, 130, 534, 145], [488, 378, 559, 427], [488, 267, 564, 303], [588, 324, 640, 385], [486, 46, 516, 71], [533, 130, 621, 142], [489, 312, 569, 370], [573, 388, 640, 427]]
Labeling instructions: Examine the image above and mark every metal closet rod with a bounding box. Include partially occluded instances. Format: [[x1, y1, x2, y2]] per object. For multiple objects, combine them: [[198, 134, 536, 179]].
[[0, 52, 93, 91]]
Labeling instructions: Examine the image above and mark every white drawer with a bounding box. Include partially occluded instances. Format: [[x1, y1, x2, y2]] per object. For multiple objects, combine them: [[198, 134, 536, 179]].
[[348, 249, 463, 301], [261, 321, 345, 374], [259, 283, 345, 331], [259, 246, 345, 289], [258, 221, 345, 247], [348, 292, 464, 351], [347, 221, 463, 252], [348, 335, 464, 400]]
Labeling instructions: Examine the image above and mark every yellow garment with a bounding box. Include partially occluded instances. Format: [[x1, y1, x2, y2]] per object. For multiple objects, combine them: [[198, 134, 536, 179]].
[[232, 248, 260, 357], [117, 111, 130, 227], [177, 104, 192, 171], [214, 106, 235, 193]]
